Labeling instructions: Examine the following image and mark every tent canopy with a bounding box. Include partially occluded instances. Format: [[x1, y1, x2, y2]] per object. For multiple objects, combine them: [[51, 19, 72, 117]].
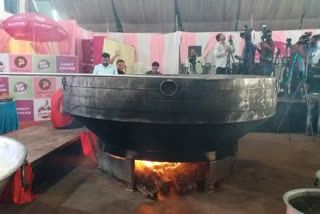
[[52, 0, 320, 32]]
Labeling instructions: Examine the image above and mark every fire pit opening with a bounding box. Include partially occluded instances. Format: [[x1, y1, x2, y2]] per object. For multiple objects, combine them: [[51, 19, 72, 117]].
[[134, 160, 208, 199], [96, 140, 237, 199]]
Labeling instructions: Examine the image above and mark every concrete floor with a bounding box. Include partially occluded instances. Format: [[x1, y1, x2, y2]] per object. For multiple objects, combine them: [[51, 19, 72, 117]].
[[1, 133, 320, 214]]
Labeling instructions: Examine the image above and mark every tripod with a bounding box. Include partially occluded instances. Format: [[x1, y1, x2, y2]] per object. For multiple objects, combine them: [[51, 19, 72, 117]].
[[276, 50, 314, 139]]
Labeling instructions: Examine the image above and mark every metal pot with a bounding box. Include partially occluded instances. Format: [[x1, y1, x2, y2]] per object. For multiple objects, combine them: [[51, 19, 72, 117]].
[[283, 188, 320, 214]]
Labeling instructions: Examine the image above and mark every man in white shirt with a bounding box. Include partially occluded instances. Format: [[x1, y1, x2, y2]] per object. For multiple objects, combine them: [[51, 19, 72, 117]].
[[93, 52, 118, 75], [213, 33, 235, 74]]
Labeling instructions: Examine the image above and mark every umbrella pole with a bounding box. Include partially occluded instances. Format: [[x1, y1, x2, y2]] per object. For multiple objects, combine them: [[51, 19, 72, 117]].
[[32, 30, 34, 55]]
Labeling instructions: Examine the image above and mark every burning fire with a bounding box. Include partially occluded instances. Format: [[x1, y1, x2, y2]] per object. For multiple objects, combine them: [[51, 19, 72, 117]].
[[135, 160, 181, 177], [134, 160, 207, 199]]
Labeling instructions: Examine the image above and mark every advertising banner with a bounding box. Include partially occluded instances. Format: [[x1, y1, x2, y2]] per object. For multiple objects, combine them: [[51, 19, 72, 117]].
[[16, 100, 34, 121], [34, 77, 56, 99], [0, 54, 9, 73], [10, 77, 34, 99], [33, 55, 56, 73], [0, 77, 9, 97], [9, 54, 33, 73], [34, 99, 51, 121], [56, 56, 79, 73]]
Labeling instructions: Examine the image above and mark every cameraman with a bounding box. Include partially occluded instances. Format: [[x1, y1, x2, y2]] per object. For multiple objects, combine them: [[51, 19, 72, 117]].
[[305, 67, 320, 136], [213, 33, 235, 74], [287, 36, 307, 97], [235, 34, 256, 75], [256, 29, 275, 76], [184, 48, 205, 74], [308, 35, 320, 65]]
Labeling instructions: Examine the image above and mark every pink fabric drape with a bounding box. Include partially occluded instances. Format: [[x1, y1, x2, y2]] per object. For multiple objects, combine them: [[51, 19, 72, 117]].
[[33, 42, 50, 54], [93, 36, 105, 65], [124, 33, 138, 62], [76, 26, 84, 72], [150, 34, 165, 73], [180, 32, 196, 63], [202, 33, 218, 57], [57, 20, 77, 55], [271, 31, 286, 58], [0, 28, 11, 52], [76, 27, 94, 73]]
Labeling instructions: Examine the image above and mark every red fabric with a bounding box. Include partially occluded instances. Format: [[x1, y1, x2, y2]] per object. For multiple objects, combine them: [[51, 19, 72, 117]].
[[80, 131, 97, 156], [50, 89, 73, 128], [0, 163, 39, 204], [2, 13, 68, 42], [93, 36, 105, 65], [150, 34, 165, 73]]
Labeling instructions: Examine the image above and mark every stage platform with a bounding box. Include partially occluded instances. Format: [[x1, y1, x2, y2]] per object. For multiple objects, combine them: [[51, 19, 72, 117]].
[[255, 97, 308, 133], [3, 122, 85, 191], [3, 123, 85, 165]]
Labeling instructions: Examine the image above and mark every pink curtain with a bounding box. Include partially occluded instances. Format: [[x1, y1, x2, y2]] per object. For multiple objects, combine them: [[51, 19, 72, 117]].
[[57, 20, 77, 55], [93, 36, 105, 65], [180, 32, 196, 63], [271, 31, 286, 58], [150, 34, 165, 73], [202, 33, 218, 57], [76, 27, 94, 73], [33, 43, 50, 54], [0, 28, 11, 52], [124, 33, 138, 62]]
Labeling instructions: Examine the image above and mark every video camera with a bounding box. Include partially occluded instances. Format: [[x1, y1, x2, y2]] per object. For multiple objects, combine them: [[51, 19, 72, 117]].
[[240, 25, 252, 41], [286, 38, 292, 47], [298, 32, 312, 46], [261, 24, 272, 42]]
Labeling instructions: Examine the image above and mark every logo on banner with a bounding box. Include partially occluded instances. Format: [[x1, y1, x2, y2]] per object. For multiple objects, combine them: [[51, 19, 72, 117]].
[[0, 61, 4, 72], [14, 56, 27, 68], [39, 78, 51, 90], [38, 59, 50, 70], [14, 82, 28, 93]]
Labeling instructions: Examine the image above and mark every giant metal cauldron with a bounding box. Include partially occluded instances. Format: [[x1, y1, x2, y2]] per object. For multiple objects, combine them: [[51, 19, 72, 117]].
[[63, 75, 277, 162]]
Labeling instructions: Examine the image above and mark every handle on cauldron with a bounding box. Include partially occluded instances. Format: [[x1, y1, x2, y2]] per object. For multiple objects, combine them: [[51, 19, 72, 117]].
[[160, 79, 178, 96], [20, 159, 29, 189], [62, 77, 67, 90]]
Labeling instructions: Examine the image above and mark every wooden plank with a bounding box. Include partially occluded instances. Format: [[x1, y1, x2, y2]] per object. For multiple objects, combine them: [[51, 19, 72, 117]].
[[4, 124, 85, 164]]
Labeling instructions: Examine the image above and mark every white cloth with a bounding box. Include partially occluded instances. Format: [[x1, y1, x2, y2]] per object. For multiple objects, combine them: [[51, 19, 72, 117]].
[[93, 64, 118, 75], [213, 41, 234, 68]]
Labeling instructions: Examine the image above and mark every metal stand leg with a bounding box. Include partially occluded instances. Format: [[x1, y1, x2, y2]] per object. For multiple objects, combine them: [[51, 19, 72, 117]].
[[92, 136, 135, 191], [205, 151, 217, 193]]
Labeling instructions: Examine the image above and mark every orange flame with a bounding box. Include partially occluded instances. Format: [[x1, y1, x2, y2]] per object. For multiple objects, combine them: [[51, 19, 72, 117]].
[[135, 160, 181, 174]]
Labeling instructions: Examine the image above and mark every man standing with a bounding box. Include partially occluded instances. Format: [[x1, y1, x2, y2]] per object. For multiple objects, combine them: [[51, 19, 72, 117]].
[[287, 37, 307, 97], [116, 59, 126, 74], [235, 34, 256, 74], [213, 33, 235, 74], [256, 29, 275, 76], [309, 35, 320, 65], [93, 52, 118, 75], [305, 68, 320, 136], [146, 62, 162, 75], [185, 48, 205, 74]]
